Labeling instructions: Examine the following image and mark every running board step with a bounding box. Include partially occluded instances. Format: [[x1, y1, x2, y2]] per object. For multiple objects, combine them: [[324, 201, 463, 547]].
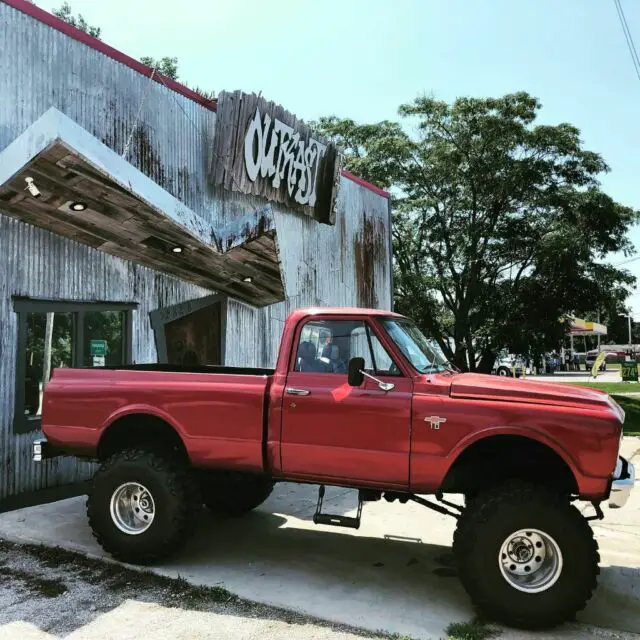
[[313, 514, 361, 529], [313, 485, 363, 530]]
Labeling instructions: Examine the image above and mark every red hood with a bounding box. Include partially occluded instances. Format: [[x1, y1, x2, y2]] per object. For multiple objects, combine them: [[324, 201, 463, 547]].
[[449, 373, 610, 410]]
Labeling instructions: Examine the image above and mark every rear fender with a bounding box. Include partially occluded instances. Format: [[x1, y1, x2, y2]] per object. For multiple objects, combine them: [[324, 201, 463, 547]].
[[101, 404, 188, 441]]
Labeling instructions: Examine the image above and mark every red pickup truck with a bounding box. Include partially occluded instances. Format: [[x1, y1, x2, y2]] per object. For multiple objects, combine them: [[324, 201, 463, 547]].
[[34, 307, 634, 629]]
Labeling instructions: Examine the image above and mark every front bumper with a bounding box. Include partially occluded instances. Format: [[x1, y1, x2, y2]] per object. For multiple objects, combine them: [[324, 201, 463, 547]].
[[32, 437, 63, 462], [609, 456, 635, 509]]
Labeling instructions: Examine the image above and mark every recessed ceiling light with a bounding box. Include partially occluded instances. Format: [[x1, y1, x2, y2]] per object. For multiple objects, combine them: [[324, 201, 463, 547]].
[[69, 201, 87, 212], [172, 246, 183, 254], [243, 276, 252, 283]]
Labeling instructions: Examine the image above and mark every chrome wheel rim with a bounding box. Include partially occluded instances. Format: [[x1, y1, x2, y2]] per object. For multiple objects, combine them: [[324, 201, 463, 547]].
[[499, 528, 563, 593], [109, 482, 155, 535]]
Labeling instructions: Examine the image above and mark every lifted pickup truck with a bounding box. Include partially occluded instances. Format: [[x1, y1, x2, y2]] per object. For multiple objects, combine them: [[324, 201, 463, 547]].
[[34, 307, 634, 629]]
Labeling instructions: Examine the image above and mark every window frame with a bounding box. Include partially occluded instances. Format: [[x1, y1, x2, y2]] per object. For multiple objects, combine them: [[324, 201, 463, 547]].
[[12, 298, 136, 434], [290, 316, 404, 377]]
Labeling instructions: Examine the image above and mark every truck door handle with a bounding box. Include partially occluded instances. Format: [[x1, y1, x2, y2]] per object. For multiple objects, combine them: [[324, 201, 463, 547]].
[[286, 387, 310, 396]]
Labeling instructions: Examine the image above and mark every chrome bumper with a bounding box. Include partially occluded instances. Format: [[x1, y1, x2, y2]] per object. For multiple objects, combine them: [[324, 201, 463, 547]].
[[609, 456, 635, 509]]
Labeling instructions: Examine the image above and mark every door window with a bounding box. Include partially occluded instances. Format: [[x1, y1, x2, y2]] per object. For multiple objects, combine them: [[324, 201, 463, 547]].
[[293, 319, 401, 376]]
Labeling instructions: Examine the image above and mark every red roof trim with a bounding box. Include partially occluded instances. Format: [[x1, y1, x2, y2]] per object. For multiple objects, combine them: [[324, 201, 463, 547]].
[[340, 170, 390, 199], [2, 0, 217, 112]]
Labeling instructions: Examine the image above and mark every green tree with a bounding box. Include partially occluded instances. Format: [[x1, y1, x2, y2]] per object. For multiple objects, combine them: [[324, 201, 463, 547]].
[[139, 56, 179, 81], [52, 1, 101, 38], [314, 92, 638, 371]]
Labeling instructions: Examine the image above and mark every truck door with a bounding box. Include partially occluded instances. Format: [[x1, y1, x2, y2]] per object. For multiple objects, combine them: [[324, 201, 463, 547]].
[[280, 317, 412, 488]]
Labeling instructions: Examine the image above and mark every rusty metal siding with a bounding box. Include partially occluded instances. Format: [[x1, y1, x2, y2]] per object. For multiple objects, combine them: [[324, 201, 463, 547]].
[[224, 300, 264, 368], [0, 2, 215, 221], [0, 216, 210, 501], [253, 176, 393, 368]]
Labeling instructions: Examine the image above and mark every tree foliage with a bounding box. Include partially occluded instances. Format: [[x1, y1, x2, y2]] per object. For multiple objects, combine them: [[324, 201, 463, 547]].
[[314, 93, 638, 370], [52, 1, 101, 38], [139, 56, 179, 81]]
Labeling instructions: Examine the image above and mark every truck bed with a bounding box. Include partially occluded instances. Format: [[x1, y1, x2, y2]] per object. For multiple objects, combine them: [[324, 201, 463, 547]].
[[42, 366, 274, 472]]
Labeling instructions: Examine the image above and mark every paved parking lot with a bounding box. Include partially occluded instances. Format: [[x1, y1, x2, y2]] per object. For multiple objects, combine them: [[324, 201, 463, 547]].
[[0, 437, 638, 639]]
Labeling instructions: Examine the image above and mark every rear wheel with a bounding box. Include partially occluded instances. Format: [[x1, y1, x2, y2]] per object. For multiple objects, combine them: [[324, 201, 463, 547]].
[[87, 448, 201, 564], [203, 471, 274, 517], [497, 367, 511, 377], [453, 481, 599, 629]]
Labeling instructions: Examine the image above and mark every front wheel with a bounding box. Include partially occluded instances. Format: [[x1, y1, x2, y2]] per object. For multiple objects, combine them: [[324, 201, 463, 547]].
[[497, 367, 511, 377], [87, 448, 201, 564], [453, 481, 599, 629]]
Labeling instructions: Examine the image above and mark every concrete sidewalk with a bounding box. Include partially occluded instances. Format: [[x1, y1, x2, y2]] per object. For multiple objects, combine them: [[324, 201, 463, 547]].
[[0, 438, 638, 640]]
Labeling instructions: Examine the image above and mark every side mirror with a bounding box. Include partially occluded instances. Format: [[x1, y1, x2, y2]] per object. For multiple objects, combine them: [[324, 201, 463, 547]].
[[348, 357, 365, 387]]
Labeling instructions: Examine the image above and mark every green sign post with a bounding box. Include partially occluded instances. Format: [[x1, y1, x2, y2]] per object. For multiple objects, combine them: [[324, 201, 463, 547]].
[[90, 340, 107, 358], [621, 361, 639, 382]]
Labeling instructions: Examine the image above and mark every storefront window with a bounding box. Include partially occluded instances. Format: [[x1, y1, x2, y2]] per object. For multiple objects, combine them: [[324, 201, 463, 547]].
[[82, 311, 126, 367], [13, 300, 135, 434]]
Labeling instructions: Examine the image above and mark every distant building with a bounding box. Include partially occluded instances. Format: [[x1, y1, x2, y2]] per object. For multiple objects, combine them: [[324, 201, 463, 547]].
[[0, 0, 392, 504]]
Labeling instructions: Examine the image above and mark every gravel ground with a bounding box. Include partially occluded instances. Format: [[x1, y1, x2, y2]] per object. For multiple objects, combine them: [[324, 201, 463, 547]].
[[0, 538, 638, 640]]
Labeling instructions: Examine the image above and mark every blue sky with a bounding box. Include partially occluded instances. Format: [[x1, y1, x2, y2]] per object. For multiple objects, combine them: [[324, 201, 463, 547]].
[[46, 0, 640, 308]]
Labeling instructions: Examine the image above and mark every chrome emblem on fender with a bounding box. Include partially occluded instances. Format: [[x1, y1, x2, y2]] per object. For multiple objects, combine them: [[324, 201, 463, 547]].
[[425, 416, 447, 430]]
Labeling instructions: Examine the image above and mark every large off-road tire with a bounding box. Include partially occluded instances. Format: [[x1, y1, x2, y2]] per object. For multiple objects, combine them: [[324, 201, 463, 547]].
[[453, 481, 599, 629], [87, 448, 201, 564], [203, 471, 274, 517]]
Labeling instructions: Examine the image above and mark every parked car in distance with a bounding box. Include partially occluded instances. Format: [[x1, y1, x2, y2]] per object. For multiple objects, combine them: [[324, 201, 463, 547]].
[[492, 353, 530, 377], [34, 307, 634, 630], [585, 350, 609, 372]]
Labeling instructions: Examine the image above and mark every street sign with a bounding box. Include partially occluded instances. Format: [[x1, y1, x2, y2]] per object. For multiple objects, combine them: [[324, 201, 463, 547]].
[[90, 339, 107, 358], [621, 361, 639, 382]]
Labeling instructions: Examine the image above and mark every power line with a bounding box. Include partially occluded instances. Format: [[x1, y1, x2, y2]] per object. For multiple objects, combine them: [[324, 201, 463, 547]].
[[613, 255, 640, 267], [613, 0, 640, 82]]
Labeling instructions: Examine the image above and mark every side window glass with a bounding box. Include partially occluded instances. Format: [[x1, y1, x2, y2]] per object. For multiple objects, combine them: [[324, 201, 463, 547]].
[[349, 325, 374, 371], [294, 320, 352, 374], [368, 330, 401, 376], [293, 319, 402, 377]]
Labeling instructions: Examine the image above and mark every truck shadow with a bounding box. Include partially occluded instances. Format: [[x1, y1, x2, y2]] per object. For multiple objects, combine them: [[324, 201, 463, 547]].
[[161, 508, 640, 636]]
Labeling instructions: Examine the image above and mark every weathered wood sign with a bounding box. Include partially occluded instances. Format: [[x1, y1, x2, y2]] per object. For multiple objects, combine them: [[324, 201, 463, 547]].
[[209, 91, 341, 224]]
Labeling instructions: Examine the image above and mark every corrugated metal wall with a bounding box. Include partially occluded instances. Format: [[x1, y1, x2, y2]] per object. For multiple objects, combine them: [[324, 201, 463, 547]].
[[0, 1, 392, 499]]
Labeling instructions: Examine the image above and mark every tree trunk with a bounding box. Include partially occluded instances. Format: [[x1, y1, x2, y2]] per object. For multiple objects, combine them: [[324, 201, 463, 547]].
[[41, 312, 54, 415], [43, 312, 54, 384], [476, 349, 496, 374]]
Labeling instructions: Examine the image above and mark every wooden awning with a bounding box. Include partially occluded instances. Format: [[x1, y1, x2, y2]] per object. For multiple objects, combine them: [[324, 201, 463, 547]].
[[0, 108, 285, 306]]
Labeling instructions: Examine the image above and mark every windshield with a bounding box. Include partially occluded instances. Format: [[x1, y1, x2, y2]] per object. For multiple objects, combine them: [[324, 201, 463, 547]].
[[381, 319, 453, 374]]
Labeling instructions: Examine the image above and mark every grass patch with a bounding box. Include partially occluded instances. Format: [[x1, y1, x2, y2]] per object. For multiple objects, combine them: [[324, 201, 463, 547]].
[[445, 619, 498, 640], [0, 566, 67, 597], [16, 541, 238, 606], [562, 381, 640, 394], [613, 396, 640, 436]]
